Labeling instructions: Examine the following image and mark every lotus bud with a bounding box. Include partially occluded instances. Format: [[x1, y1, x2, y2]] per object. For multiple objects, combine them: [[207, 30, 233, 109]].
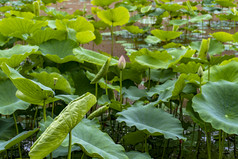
[[53, 77, 58, 86], [198, 66, 203, 78], [33, 1, 40, 16], [118, 55, 126, 70]]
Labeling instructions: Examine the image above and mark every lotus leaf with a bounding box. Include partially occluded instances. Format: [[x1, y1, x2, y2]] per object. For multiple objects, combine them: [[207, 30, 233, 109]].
[[169, 19, 188, 26], [1, 63, 55, 105], [0, 17, 47, 40], [0, 118, 15, 140], [121, 25, 145, 34], [73, 47, 118, 66], [141, 5, 152, 13], [30, 71, 73, 94], [0, 79, 30, 115], [192, 80, 238, 134], [117, 105, 186, 140], [39, 39, 80, 64], [0, 129, 39, 153], [122, 131, 147, 146], [91, 0, 119, 7], [144, 35, 161, 44], [151, 29, 183, 41], [126, 151, 152, 159], [189, 14, 212, 23], [211, 32, 233, 42], [29, 93, 97, 159], [203, 60, 238, 82], [173, 61, 202, 74], [160, 3, 184, 12], [97, 7, 130, 26], [61, 118, 128, 159], [122, 86, 147, 101], [76, 31, 96, 44], [0, 44, 39, 67]]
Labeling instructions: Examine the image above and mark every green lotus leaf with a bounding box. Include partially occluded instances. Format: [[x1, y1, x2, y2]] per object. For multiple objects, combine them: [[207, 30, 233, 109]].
[[215, 0, 236, 7], [55, 95, 79, 104], [148, 69, 176, 83], [203, 61, 238, 82], [232, 32, 238, 42], [91, 0, 119, 7], [115, 3, 137, 12], [167, 49, 196, 67], [1, 63, 55, 105], [39, 39, 80, 63], [122, 86, 147, 101], [163, 42, 182, 49], [61, 118, 128, 159], [189, 14, 212, 23], [93, 29, 103, 45], [30, 71, 74, 94], [173, 61, 202, 74], [0, 44, 39, 67], [0, 118, 15, 140], [97, 7, 130, 26], [210, 54, 235, 65], [141, 5, 152, 13], [211, 32, 233, 42], [126, 151, 152, 159], [135, 50, 172, 69], [122, 131, 147, 146], [5, 10, 35, 19], [147, 80, 176, 97], [0, 79, 30, 115], [76, 31, 96, 44], [66, 16, 95, 32], [0, 17, 47, 40], [160, 3, 184, 12], [190, 39, 224, 56], [169, 19, 188, 26], [0, 129, 39, 153], [144, 35, 161, 44], [192, 80, 238, 134], [29, 93, 97, 159], [117, 105, 186, 140], [121, 25, 145, 34], [0, 33, 8, 47], [73, 47, 118, 66], [151, 29, 183, 41], [26, 28, 66, 45]]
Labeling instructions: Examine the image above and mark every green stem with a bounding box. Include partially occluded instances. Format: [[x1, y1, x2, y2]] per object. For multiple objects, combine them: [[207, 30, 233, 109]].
[[120, 70, 123, 110], [234, 135, 236, 158], [43, 100, 46, 122], [81, 153, 84, 159], [67, 130, 72, 159], [105, 74, 108, 95], [148, 68, 151, 90], [111, 25, 114, 56], [204, 123, 211, 159], [13, 113, 22, 159], [208, 64, 210, 81], [234, 20, 236, 33], [199, 77, 202, 93], [219, 130, 223, 159], [32, 105, 38, 129], [144, 135, 149, 153], [51, 101, 55, 118], [195, 127, 201, 158], [162, 139, 168, 159]]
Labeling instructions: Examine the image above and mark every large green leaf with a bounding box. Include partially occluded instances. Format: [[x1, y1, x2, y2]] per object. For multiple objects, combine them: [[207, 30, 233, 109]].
[[126, 151, 152, 159], [151, 29, 183, 41], [97, 7, 130, 26], [0, 129, 39, 153], [29, 93, 96, 159], [203, 61, 238, 82], [61, 118, 128, 159], [192, 80, 238, 134], [1, 63, 55, 105], [172, 61, 202, 74], [39, 39, 79, 63], [0, 79, 30, 115], [122, 86, 147, 101], [0, 44, 39, 67], [121, 25, 145, 34], [30, 71, 73, 94], [76, 31, 96, 44], [73, 47, 118, 66], [0, 17, 47, 40], [189, 14, 212, 23], [211, 32, 233, 42], [0, 118, 15, 140], [91, 0, 119, 7], [117, 105, 186, 140]]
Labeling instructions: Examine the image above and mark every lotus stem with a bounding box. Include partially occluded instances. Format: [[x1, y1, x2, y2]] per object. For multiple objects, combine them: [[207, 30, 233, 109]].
[[81, 153, 84, 159], [144, 135, 149, 153], [67, 130, 72, 159], [13, 113, 22, 159], [43, 100, 46, 122], [105, 74, 108, 95], [111, 25, 114, 56], [234, 21, 236, 33], [162, 139, 168, 159], [195, 127, 201, 158], [204, 123, 211, 159], [32, 105, 39, 129], [148, 68, 151, 90], [234, 135, 237, 158], [120, 69, 123, 110], [51, 101, 55, 118], [219, 130, 224, 159], [208, 64, 210, 81]]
